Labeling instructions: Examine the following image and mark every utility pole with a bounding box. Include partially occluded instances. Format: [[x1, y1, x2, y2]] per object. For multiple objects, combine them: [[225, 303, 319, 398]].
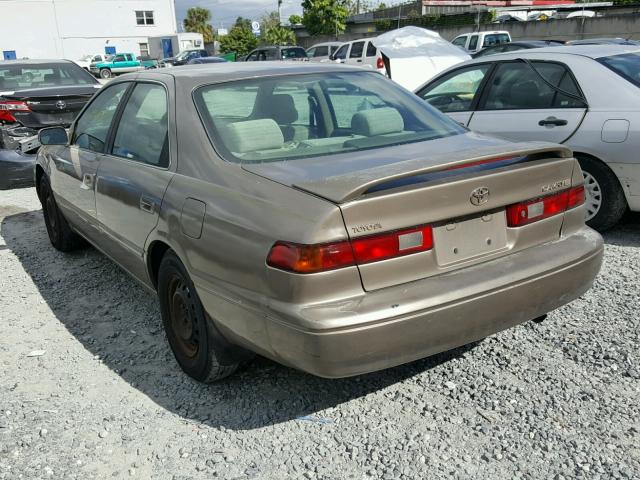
[[278, 0, 283, 25], [356, 0, 361, 15]]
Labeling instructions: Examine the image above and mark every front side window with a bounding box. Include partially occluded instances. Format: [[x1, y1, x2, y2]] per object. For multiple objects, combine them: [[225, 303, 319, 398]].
[[417, 65, 491, 113], [72, 82, 130, 153], [136, 10, 154, 25], [114, 54, 126, 62], [245, 51, 258, 61], [598, 52, 640, 88], [483, 61, 584, 110], [282, 48, 306, 59], [468, 35, 479, 50], [452, 36, 467, 48], [334, 44, 348, 60], [112, 83, 169, 167], [315, 46, 329, 57], [483, 34, 510, 47], [194, 72, 464, 163], [350, 41, 365, 59]]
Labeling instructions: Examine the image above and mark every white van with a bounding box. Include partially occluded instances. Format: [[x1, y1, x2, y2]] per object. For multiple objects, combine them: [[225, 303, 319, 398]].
[[451, 31, 511, 53], [331, 38, 386, 74]]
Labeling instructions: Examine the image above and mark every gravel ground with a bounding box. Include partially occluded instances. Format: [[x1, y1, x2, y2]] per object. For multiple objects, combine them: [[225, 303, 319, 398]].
[[0, 187, 639, 480]]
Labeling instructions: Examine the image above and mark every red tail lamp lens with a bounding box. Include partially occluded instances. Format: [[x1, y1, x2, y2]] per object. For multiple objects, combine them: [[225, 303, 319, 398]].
[[0, 101, 30, 123], [351, 225, 433, 264], [376, 57, 384, 69], [506, 186, 585, 227]]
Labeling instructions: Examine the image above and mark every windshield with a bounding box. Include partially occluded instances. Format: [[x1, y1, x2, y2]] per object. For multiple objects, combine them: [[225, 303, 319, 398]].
[[80, 55, 92, 61], [194, 71, 465, 164], [598, 52, 640, 88], [176, 50, 194, 60], [0, 63, 97, 89]]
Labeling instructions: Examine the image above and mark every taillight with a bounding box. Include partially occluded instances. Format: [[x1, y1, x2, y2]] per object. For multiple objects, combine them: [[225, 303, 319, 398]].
[[267, 225, 433, 273], [506, 186, 585, 227], [0, 101, 30, 123], [376, 57, 384, 70]]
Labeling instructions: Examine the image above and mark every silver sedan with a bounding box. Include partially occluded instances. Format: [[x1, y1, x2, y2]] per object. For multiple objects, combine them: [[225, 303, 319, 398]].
[[416, 45, 640, 230]]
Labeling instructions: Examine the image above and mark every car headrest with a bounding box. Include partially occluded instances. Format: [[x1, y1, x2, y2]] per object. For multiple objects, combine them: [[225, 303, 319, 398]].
[[270, 94, 298, 124], [351, 107, 404, 137], [43, 73, 58, 83], [225, 119, 284, 153]]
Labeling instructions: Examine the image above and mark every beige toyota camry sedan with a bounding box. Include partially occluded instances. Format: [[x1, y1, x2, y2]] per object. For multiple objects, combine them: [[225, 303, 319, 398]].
[[35, 63, 603, 382]]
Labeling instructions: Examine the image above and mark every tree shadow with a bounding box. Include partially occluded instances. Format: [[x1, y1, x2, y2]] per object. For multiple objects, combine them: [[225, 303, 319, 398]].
[[601, 212, 640, 248], [1, 209, 479, 431]]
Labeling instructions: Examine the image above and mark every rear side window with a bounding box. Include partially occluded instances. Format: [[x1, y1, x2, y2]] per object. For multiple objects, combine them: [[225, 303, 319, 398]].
[[366, 42, 377, 57], [315, 46, 329, 57], [468, 35, 479, 50], [598, 52, 640, 88], [72, 82, 129, 153], [112, 83, 169, 167], [350, 41, 365, 59], [282, 48, 306, 59], [334, 44, 348, 60], [483, 34, 510, 47], [483, 61, 584, 110], [417, 65, 491, 112], [114, 54, 126, 62]]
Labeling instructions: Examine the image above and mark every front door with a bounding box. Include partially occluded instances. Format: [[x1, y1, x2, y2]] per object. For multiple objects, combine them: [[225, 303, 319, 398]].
[[50, 81, 131, 241], [468, 61, 587, 143], [95, 81, 174, 282]]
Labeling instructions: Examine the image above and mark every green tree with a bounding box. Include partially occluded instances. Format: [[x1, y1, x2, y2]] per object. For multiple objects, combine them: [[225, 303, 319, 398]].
[[220, 22, 258, 56], [183, 7, 215, 43], [234, 17, 252, 29], [301, 0, 350, 36], [264, 26, 297, 45], [261, 11, 281, 30], [346, 0, 371, 15], [288, 14, 303, 24]]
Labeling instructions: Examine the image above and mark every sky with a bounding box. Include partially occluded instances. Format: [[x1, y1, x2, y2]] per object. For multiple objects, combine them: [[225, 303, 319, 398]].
[[174, 0, 404, 31]]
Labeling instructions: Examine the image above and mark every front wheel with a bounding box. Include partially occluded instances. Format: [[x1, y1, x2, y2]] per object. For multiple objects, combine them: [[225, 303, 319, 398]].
[[99, 68, 112, 79], [39, 176, 85, 252], [577, 155, 627, 232], [157, 251, 252, 382]]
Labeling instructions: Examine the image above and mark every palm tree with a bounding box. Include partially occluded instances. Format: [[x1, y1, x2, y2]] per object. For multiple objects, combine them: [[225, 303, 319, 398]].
[[183, 7, 215, 43]]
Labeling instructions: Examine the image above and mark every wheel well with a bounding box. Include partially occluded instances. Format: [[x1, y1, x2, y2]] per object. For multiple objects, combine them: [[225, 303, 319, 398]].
[[34, 165, 45, 200], [147, 240, 171, 289]]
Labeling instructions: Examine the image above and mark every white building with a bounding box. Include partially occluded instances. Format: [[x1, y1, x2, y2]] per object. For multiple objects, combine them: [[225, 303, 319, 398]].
[[0, 0, 183, 61]]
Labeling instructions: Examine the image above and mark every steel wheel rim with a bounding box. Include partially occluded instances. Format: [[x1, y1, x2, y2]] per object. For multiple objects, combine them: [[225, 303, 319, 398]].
[[583, 170, 602, 221], [168, 275, 200, 359]]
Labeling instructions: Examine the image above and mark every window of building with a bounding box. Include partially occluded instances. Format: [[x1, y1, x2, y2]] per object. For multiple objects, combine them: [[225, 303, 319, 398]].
[[136, 10, 155, 25], [139, 43, 149, 57]]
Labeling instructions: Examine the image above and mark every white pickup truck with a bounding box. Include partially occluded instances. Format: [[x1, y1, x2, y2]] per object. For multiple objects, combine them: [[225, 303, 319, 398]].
[[451, 31, 511, 54], [74, 54, 109, 71]]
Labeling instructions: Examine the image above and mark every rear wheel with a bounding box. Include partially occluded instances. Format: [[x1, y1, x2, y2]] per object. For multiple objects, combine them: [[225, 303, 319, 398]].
[[577, 155, 627, 231], [157, 251, 252, 382], [99, 68, 112, 79], [39, 176, 85, 252]]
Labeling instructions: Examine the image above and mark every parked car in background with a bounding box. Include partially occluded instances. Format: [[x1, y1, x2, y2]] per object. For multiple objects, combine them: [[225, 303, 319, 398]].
[[451, 31, 511, 54], [160, 49, 209, 67], [473, 40, 563, 58], [75, 53, 108, 71], [306, 42, 343, 62], [566, 10, 596, 19], [187, 56, 227, 65], [568, 38, 640, 46], [415, 45, 640, 230], [527, 12, 552, 21], [90, 53, 143, 79], [494, 14, 522, 23], [244, 46, 308, 61], [138, 56, 160, 69], [330, 38, 386, 74], [0, 59, 100, 189], [34, 62, 602, 382]]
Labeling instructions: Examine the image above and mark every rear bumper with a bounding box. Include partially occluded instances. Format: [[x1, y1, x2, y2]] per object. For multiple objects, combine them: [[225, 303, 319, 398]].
[[256, 227, 603, 378], [0, 149, 36, 190]]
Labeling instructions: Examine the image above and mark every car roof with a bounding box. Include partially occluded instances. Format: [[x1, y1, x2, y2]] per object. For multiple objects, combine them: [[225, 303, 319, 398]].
[[308, 42, 343, 48], [467, 44, 640, 61], [0, 59, 75, 66]]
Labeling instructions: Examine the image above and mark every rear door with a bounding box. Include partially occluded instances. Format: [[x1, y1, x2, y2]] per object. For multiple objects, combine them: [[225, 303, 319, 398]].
[[468, 60, 587, 143], [94, 80, 175, 282], [346, 41, 366, 67], [416, 63, 494, 126]]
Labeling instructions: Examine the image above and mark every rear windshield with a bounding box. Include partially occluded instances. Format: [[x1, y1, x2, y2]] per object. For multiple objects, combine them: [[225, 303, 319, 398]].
[[598, 52, 640, 88], [483, 34, 510, 47], [194, 71, 464, 163], [0, 63, 96, 90]]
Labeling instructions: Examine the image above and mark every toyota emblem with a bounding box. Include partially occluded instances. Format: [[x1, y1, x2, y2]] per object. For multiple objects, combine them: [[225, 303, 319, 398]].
[[55, 100, 66, 110], [470, 187, 490, 206]]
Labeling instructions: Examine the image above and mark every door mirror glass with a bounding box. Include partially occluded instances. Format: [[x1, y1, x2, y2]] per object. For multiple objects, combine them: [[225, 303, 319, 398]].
[[39, 126, 68, 145]]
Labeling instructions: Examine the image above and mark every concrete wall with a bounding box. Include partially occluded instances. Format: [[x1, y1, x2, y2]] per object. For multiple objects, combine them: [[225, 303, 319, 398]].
[[0, 0, 177, 61]]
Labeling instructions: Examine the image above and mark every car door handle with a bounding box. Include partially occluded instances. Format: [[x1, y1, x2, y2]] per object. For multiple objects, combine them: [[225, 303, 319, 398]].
[[81, 173, 95, 190], [538, 117, 568, 127], [139, 195, 155, 214], [356, 59, 363, 62]]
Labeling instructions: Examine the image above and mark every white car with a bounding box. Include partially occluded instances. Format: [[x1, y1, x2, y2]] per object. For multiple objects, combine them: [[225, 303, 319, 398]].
[[451, 31, 511, 54], [306, 42, 342, 62], [331, 38, 386, 74], [75, 53, 108, 71], [415, 45, 640, 230]]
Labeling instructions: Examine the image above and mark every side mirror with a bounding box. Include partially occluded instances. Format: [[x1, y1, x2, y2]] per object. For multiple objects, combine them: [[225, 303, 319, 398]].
[[39, 126, 68, 146]]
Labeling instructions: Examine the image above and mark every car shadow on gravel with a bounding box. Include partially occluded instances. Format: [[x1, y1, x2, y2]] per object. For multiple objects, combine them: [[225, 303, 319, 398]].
[[2, 209, 479, 431], [601, 212, 640, 247]]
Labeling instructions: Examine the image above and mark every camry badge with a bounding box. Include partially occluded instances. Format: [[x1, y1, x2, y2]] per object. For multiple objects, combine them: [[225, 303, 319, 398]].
[[470, 187, 490, 206], [55, 100, 66, 110]]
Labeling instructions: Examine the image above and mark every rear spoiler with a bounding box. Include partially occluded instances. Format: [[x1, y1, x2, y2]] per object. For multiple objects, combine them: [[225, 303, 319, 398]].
[[293, 142, 572, 203]]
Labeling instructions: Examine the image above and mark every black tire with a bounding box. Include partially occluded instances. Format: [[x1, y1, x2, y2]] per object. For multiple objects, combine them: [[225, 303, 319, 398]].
[[577, 155, 627, 232], [157, 251, 252, 382], [99, 68, 112, 79], [39, 176, 85, 252]]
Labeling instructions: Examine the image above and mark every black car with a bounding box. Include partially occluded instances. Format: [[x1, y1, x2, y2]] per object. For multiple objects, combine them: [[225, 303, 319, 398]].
[[244, 46, 308, 61], [567, 38, 640, 46], [161, 49, 209, 67], [187, 56, 227, 65], [0, 59, 100, 189], [472, 40, 563, 58]]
